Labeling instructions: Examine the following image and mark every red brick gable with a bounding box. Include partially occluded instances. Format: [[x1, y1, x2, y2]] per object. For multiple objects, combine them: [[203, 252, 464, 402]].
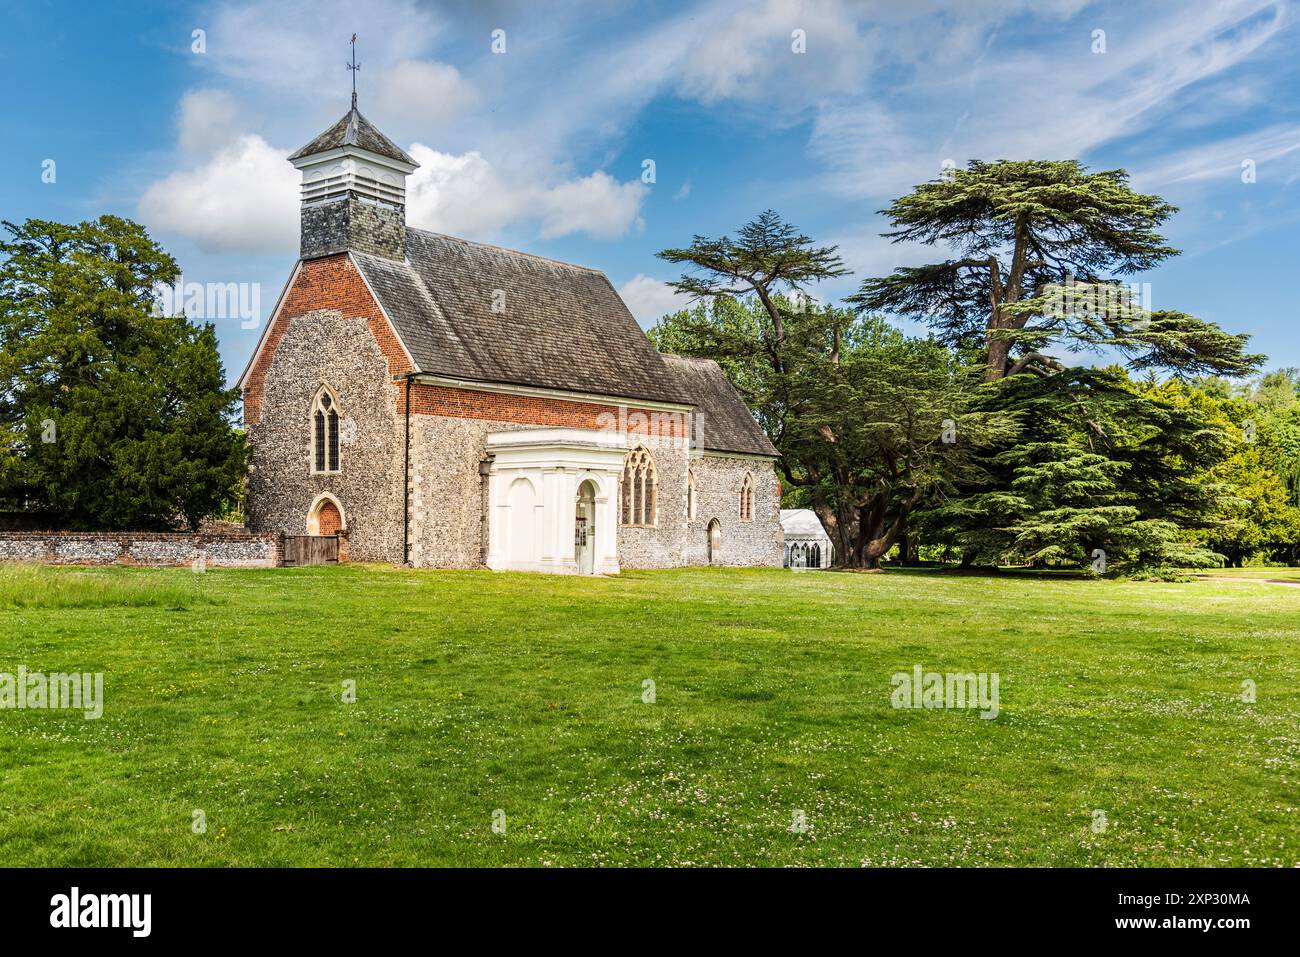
[[242, 253, 690, 440], [242, 254, 413, 425], [408, 381, 689, 438]]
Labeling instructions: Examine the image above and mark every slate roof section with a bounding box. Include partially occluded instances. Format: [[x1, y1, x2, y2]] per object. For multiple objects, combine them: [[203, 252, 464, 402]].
[[352, 228, 693, 406], [661, 354, 778, 457], [288, 106, 416, 166], [349, 228, 777, 456]]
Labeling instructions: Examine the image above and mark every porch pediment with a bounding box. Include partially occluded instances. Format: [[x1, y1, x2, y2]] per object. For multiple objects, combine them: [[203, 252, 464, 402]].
[[485, 427, 631, 467]]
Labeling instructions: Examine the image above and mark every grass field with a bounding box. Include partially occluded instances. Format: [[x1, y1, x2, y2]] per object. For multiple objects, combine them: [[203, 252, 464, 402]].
[[1197, 566, 1300, 583], [2, 562, 1298, 867]]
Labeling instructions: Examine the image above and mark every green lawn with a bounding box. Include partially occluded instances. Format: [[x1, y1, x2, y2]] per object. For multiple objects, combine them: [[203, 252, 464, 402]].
[[1197, 566, 1300, 583], [2, 562, 1298, 867]]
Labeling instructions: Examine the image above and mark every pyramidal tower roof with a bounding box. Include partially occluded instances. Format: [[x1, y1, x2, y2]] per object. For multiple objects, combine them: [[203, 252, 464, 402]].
[[288, 97, 416, 166]]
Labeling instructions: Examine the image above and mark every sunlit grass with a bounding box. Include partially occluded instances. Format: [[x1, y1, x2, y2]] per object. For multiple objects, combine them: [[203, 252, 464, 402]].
[[1, 564, 1297, 866], [0, 563, 221, 609], [1195, 567, 1300, 583]]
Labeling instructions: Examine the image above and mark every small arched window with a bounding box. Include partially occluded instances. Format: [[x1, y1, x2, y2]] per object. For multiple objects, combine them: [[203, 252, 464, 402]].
[[739, 471, 754, 521], [686, 468, 697, 520], [312, 387, 340, 473], [621, 446, 657, 527]]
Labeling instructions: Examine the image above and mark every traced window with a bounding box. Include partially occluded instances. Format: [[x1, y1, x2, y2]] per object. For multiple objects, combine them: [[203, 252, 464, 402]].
[[686, 468, 697, 520], [312, 387, 341, 473], [739, 471, 754, 521], [621, 446, 657, 527]]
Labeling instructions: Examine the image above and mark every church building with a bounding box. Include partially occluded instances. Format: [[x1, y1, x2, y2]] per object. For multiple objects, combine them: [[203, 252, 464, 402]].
[[238, 98, 783, 573]]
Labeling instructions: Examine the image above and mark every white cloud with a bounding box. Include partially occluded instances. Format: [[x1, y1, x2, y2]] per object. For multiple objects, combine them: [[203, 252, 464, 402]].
[[405, 144, 647, 240], [538, 172, 647, 239], [404, 147, 521, 237], [137, 135, 298, 253], [674, 0, 873, 104], [136, 134, 647, 254], [142, 0, 1295, 266], [178, 89, 242, 154], [373, 60, 478, 132], [809, 0, 1289, 200], [617, 275, 692, 324], [443, 0, 879, 172]]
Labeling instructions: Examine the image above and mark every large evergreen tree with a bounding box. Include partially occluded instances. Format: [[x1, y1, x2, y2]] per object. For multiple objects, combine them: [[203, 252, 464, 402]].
[[855, 161, 1265, 572], [852, 160, 1260, 382], [653, 214, 1009, 568], [0, 216, 247, 530]]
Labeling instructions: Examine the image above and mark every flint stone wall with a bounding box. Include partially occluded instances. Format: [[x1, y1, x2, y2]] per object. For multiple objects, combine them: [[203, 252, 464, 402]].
[[244, 311, 405, 563], [0, 531, 278, 567], [686, 455, 784, 567]]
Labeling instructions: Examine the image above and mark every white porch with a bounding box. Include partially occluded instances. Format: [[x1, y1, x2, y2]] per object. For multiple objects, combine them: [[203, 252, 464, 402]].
[[484, 428, 626, 575]]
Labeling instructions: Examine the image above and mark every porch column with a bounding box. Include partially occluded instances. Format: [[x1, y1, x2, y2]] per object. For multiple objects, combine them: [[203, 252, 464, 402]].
[[595, 471, 621, 575], [538, 467, 559, 568], [556, 469, 580, 573], [485, 471, 509, 571]]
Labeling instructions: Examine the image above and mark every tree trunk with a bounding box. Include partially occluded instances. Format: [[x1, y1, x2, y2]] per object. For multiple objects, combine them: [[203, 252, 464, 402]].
[[842, 493, 918, 569], [811, 500, 855, 568], [895, 530, 920, 566], [985, 334, 1011, 381]]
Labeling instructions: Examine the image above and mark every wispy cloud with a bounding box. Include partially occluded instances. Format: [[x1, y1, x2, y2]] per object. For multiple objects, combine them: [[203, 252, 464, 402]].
[[809, 0, 1290, 201], [177, 89, 242, 154], [1133, 123, 1300, 188], [136, 0, 1297, 290]]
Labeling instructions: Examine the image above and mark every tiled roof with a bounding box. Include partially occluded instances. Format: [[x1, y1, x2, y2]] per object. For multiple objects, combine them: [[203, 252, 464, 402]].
[[352, 228, 692, 405], [350, 228, 779, 457], [661, 355, 778, 457], [288, 106, 416, 165]]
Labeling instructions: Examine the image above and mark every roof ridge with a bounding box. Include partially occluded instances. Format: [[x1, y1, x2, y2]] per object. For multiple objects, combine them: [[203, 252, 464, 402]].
[[662, 353, 718, 366], [406, 226, 605, 274], [288, 105, 415, 166], [350, 106, 413, 164]]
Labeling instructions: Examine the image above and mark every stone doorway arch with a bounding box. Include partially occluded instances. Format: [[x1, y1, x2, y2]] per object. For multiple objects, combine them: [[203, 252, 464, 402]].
[[306, 493, 346, 536], [707, 519, 722, 565]]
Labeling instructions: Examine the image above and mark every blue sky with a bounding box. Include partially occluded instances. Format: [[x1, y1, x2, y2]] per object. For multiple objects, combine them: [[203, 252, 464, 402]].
[[3, 0, 1299, 383]]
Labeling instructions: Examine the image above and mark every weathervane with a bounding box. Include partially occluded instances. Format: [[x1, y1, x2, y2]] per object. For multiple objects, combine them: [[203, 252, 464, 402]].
[[347, 33, 360, 109]]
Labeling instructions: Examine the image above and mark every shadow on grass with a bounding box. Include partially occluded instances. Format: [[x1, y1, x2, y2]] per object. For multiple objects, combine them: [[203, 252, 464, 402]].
[[822, 564, 1094, 581]]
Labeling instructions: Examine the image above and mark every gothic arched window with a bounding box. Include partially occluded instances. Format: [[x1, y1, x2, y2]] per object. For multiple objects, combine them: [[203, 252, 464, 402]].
[[312, 387, 341, 473], [621, 446, 657, 527], [739, 471, 754, 521], [686, 468, 697, 520]]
